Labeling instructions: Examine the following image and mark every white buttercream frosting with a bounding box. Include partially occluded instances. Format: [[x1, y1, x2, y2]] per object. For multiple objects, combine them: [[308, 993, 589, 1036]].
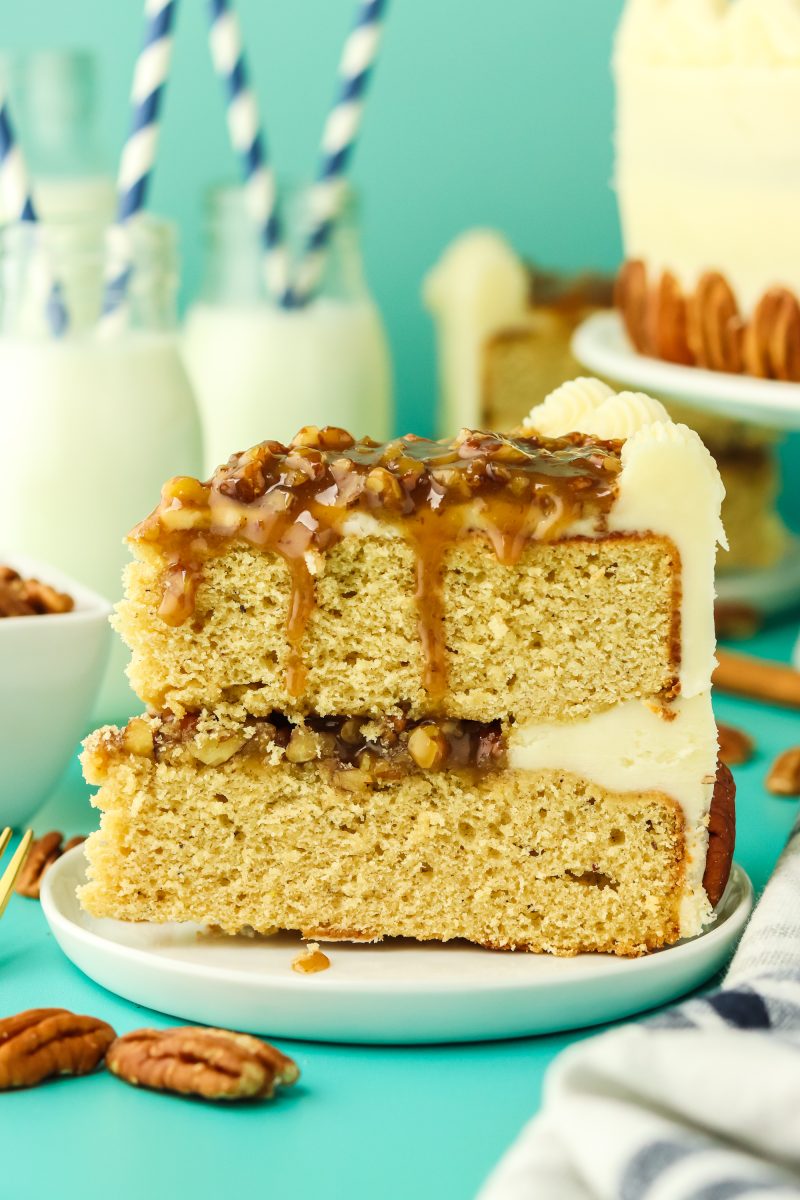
[[509, 695, 717, 937], [612, 421, 726, 699], [521, 377, 614, 438], [577, 391, 670, 440], [616, 0, 800, 66], [522, 378, 725, 936], [525, 381, 726, 699], [424, 230, 529, 434]]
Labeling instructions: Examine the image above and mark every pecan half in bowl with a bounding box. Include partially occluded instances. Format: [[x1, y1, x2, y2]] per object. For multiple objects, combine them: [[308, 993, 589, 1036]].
[[0, 555, 111, 827]]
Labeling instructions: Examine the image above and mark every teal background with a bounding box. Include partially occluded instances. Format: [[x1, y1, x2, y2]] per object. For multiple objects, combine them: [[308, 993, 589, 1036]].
[[4, 0, 625, 438]]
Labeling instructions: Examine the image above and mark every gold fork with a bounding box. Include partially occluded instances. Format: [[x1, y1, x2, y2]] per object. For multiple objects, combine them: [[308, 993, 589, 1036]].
[[0, 828, 33, 918]]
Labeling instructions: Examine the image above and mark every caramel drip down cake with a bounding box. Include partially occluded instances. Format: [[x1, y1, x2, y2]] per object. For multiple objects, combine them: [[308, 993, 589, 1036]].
[[80, 378, 735, 956]]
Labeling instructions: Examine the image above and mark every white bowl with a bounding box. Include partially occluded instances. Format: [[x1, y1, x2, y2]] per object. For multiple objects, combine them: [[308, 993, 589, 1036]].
[[0, 554, 111, 828]]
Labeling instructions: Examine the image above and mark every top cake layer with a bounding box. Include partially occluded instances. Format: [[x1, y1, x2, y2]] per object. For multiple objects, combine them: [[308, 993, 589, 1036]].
[[116, 381, 724, 722], [130, 425, 621, 704]]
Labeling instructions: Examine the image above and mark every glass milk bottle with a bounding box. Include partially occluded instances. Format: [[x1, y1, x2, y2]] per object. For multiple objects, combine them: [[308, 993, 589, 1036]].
[[0, 49, 115, 224], [0, 217, 202, 718], [183, 185, 393, 474]]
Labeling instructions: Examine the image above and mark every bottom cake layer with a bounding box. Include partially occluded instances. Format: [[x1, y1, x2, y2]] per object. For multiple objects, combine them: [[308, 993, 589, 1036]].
[[80, 738, 693, 957]]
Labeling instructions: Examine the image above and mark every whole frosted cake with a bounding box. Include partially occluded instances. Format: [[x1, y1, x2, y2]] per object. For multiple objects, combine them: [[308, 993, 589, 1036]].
[[80, 379, 734, 956], [615, 0, 800, 379]]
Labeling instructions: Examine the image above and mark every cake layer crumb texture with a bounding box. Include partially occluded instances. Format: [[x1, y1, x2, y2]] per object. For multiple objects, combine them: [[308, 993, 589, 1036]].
[[79, 744, 687, 957], [119, 534, 678, 722]]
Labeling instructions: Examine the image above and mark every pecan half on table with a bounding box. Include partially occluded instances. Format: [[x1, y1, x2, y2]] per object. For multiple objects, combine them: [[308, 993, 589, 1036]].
[[107, 1027, 300, 1101], [766, 747, 800, 797], [0, 1009, 116, 1089], [15, 832, 86, 899], [716, 723, 755, 768]]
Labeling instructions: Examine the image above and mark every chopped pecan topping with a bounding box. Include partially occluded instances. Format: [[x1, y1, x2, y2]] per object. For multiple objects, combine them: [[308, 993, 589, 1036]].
[[145, 712, 506, 786], [122, 717, 155, 758], [284, 726, 323, 764], [188, 734, 246, 766], [0, 566, 74, 618], [407, 723, 447, 770], [0, 1008, 115, 1089], [106, 1027, 299, 1101]]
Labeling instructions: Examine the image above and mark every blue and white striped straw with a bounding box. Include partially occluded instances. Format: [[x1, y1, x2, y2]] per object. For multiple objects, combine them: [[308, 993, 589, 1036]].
[[0, 95, 67, 335], [0, 100, 35, 222], [99, 0, 179, 335], [207, 0, 289, 304], [290, 0, 388, 307]]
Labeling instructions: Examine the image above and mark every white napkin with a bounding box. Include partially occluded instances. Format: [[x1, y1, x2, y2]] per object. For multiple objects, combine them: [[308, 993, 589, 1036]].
[[480, 817, 800, 1200]]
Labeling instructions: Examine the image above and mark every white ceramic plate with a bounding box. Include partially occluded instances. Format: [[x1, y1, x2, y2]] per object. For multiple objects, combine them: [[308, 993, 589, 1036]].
[[572, 312, 800, 432], [42, 848, 753, 1044]]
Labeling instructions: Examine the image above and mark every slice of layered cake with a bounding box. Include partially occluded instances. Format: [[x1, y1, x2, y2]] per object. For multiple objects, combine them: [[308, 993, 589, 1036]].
[[80, 379, 734, 956]]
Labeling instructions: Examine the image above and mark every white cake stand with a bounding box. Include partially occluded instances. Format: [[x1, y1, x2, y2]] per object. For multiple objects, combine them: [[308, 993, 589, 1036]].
[[573, 312, 800, 665], [573, 312, 800, 431]]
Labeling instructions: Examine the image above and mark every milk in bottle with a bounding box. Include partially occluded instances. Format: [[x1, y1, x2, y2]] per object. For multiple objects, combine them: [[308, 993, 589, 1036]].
[[0, 217, 202, 719], [183, 186, 392, 473]]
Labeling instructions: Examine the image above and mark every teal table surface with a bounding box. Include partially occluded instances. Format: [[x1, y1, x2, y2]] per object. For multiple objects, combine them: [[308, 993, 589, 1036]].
[[2, 620, 799, 1200]]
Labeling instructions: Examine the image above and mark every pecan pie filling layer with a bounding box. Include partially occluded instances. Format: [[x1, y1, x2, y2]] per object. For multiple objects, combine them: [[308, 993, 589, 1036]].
[[109, 712, 506, 787], [133, 426, 623, 699]]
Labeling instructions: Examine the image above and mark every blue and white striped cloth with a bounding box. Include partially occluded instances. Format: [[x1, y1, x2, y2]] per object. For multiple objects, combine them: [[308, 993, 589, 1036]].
[[480, 816, 800, 1200]]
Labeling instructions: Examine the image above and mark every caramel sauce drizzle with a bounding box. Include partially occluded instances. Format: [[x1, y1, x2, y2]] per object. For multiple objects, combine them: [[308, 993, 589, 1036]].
[[132, 426, 623, 702]]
